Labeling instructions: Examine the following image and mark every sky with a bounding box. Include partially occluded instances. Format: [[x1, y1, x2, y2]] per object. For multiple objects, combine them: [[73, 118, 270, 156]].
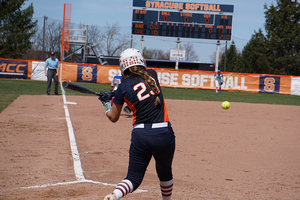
[[23, 0, 276, 63]]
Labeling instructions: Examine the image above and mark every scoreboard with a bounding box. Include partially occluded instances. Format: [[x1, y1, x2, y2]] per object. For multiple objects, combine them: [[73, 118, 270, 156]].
[[132, 0, 234, 41]]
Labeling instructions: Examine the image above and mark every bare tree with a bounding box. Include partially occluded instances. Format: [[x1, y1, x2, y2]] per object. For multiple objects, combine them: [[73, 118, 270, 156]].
[[99, 22, 131, 56], [28, 18, 62, 59], [143, 43, 198, 61], [24, 25, 43, 60], [88, 25, 103, 45], [46, 20, 62, 52], [28, 20, 131, 61], [30, 25, 43, 51], [182, 43, 199, 61], [143, 47, 169, 60], [210, 47, 225, 63]]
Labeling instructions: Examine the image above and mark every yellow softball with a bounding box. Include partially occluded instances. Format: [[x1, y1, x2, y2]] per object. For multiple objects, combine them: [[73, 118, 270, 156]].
[[222, 101, 230, 110]]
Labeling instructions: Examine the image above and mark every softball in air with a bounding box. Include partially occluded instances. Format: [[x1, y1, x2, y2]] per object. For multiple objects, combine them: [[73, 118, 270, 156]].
[[222, 101, 230, 110]]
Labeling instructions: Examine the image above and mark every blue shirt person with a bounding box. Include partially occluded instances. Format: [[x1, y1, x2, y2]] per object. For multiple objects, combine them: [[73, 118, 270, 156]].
[[44, 52, 59, 95]]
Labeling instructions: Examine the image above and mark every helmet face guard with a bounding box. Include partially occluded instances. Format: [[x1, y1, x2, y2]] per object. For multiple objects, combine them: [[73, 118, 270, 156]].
[[119, 48, 146, 75]]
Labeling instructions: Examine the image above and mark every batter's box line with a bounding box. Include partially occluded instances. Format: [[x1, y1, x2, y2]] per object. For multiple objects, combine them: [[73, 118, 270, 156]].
[[20, 179, 148, 193]]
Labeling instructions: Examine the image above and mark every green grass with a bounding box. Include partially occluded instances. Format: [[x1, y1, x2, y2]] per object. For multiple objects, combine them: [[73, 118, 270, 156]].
[[1, 79, 299, 113], [161, 87, 300, 105]]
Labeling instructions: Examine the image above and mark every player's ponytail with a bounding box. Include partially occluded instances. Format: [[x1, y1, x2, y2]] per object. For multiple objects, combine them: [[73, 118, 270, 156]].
[[128, 66, 161, 106]]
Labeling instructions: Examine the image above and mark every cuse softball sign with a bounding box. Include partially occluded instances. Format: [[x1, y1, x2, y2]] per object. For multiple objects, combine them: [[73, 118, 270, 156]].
[[156, 71, 249, 91]]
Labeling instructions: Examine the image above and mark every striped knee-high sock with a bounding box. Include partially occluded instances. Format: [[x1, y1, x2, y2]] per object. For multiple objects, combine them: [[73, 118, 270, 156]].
[[113, 179, 133, 199], [160, 179, 173, 200]]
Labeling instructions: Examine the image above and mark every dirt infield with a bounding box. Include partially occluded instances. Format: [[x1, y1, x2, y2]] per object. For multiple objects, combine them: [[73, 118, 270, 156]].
[[0, 95, 300, 200]]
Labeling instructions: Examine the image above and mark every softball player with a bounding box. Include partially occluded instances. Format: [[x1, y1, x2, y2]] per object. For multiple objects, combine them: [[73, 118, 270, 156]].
[[214, 69, 224, 94], [110, 75, 122, 92], [99, 48, 175, 200]]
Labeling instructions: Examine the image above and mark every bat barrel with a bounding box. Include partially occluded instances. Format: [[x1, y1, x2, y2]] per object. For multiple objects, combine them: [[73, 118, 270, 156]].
[[62, 81, 97, 95]]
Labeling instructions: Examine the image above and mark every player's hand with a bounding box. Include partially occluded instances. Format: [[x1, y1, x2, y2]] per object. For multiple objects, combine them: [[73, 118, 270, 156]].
[[98, 91, 115, 114], [98, 91, 110, 103], [108, 91, 115, 100], [98, 91, 115, 103]]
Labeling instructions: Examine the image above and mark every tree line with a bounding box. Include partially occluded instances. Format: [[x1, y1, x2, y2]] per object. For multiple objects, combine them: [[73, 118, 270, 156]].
[[219, 0, 299, 75], [0, 0, 299, 75]]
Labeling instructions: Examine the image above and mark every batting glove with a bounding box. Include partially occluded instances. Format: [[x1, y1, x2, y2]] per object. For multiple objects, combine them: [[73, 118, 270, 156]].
[[99, 91, 115, 113], [107, 90, 115, 100], [99, 91, 110, 103]]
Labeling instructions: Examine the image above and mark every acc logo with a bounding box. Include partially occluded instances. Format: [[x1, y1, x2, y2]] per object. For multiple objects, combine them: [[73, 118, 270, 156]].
[[0, 63, 26, 73], [259, 76, 280, 94], [0, 60, 28, 78], [77, 65, 97, 83]]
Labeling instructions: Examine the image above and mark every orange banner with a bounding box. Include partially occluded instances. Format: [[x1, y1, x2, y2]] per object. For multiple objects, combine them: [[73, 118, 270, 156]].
[[58, 62, 296, 95], [0, 58, 298, 96], [154, 68, 260, 93], [60, 63, 77, 82]]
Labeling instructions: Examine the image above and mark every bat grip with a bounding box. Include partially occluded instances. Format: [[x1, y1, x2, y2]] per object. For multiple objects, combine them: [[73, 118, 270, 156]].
[[95, 92, 103, 97]]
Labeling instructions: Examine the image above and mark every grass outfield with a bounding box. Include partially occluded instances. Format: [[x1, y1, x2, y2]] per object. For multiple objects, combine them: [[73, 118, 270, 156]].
[[1, 79, 299, 113]]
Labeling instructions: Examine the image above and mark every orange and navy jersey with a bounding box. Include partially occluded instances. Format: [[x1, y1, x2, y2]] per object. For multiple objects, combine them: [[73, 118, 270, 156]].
[[113, 69, 169, 125]]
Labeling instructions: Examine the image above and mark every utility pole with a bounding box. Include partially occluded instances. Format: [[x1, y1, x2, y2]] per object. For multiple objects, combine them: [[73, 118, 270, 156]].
[[175, 38, 180, 70], [215, 41, 221, 72], [224, 41, 228, 72], [42, 16, 48, 60], [140, 36, 144, 54]]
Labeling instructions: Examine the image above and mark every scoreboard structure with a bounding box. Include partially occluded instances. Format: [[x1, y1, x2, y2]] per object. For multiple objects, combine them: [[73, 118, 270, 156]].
[[132, 0, 234, 41]]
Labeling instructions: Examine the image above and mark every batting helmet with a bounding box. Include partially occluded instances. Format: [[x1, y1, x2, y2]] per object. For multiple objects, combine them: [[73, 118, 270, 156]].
[[119, 48, 146, 75]]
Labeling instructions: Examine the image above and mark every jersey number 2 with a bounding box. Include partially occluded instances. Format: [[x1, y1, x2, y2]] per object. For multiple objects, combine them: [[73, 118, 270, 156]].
[[133, 82, 155, 101]]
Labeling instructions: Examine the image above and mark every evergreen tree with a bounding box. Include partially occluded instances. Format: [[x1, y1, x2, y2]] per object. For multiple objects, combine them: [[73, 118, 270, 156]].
[[219, 41, 241, 72], [264, 0, 300, 75], [237, 29, 272, 74], [0, 0, 37, 59]]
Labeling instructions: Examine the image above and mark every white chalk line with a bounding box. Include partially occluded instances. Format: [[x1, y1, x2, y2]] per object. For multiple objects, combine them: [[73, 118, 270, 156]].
[[19, 82, 148, 194], [20, 180, 147, 193], [62, 87, 85, 181], [20, 180, 115, 189]]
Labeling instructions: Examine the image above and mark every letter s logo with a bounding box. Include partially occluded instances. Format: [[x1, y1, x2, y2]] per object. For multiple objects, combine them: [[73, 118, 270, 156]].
[[82, 67, 93, 81], [264, 77, 275, 92], [259, 76, 280, 94]]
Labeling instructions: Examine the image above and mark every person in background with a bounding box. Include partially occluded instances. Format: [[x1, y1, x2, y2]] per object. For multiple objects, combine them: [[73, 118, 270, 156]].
[[100, 48, 175, 200], [44, 51, 59, 95], [214, 69, 223, 94]]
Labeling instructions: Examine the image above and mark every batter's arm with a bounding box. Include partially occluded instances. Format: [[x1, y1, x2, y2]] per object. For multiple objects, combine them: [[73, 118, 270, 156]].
[[106, 103, 123, 123]]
